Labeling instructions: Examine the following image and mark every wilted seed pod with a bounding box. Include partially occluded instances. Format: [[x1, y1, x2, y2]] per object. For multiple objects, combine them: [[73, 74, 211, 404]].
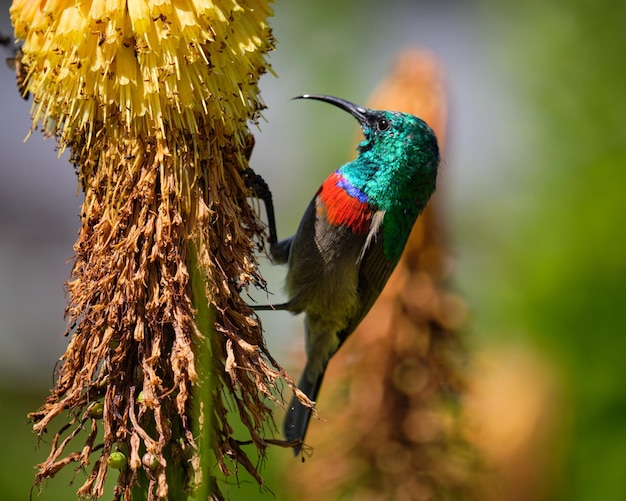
[[96, 374, 109, 390], [108, 451, 127, 470], [142, 452, 159, 471], [87, 402, 104, 419]]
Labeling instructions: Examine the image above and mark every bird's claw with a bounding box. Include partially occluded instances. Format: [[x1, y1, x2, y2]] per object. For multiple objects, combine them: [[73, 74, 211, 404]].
[[244, 167, 278, 245]]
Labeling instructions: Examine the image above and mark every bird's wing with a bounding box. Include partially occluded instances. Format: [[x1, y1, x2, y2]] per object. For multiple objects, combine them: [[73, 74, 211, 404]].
[[339, 211, 399, 340]]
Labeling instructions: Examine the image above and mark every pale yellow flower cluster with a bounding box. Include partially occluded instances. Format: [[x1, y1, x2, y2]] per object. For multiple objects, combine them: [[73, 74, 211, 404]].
[[11, 0, 273, 144]]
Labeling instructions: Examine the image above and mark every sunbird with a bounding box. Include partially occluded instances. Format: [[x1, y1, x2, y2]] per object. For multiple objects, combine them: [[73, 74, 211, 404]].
[[250, 94, 440, 455]]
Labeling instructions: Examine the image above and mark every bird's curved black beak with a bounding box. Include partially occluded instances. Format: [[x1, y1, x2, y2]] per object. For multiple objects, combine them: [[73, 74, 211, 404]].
[[294, 94, 369, 124]]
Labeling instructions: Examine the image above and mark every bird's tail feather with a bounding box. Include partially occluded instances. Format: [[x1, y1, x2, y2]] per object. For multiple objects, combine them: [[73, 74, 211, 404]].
[[283, 364, 325, 456]]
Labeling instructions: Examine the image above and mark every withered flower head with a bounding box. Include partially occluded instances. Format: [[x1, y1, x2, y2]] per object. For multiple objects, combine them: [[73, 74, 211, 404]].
[[10, 0, 285, 499]]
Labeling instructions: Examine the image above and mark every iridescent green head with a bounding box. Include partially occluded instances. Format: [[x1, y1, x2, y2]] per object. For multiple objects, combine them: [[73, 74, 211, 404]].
[[296, 94, 439, 213], [296, 94, 440, 260]]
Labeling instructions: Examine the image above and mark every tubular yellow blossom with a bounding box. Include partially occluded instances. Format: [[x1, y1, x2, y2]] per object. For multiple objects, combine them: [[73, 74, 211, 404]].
[[11, 0, 283, 499], [11, 0, 273, 145]]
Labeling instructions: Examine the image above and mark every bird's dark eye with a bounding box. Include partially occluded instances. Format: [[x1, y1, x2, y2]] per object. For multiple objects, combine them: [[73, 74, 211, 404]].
[[377, 118, 390, 131]]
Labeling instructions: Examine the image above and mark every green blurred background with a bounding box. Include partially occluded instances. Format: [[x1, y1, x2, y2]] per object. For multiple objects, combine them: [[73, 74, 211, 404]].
[[1, 0, 625, 499]]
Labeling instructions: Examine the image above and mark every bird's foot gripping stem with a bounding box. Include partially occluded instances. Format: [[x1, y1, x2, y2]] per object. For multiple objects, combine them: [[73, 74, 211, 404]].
[[244, 168, 278, 246]]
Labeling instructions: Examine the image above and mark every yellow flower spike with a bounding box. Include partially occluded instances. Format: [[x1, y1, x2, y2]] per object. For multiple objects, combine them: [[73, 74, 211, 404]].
[[117, 45, 138, 87], [127, 0, 151, 35], [11, 0, 285, 499]]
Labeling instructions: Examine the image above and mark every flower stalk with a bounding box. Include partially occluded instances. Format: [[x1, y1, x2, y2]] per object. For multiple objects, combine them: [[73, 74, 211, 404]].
[[10, 0, 285, 498]]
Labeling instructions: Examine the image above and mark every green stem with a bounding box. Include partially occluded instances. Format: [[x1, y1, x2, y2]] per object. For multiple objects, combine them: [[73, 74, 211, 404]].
[[129, 388, 190, 501], [130, 469, 149, 501], [189, 244, 216, 500], [129, 244, 212, 501]]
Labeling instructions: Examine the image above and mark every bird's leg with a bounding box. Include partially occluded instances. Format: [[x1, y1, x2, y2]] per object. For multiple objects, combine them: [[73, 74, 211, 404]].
[[243, 168, 292, 311], [253, 302, 291, 311], [244, 167, 278, 246]]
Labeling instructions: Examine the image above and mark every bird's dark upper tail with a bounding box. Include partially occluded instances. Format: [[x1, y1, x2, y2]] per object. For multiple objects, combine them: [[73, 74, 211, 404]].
[[283, 364, 326, 456]]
